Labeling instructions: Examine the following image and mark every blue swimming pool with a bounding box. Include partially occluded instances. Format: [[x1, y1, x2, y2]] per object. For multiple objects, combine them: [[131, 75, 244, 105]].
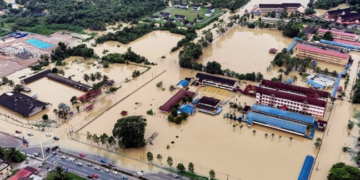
[[26, 38, 54, 50]]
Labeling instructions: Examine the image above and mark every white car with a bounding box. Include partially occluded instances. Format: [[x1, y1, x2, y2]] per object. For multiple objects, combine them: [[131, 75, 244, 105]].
[[68, 157, 75, 162], [76, 162, 83, 166], [27, 132, 34, 136], [60, 156, 66, 159], [94, 167, 100, 170], [112, 171, 118, 175], [137, 172, 143, 176], [104, 169, 109, 173], [45, 133, 52, 137]]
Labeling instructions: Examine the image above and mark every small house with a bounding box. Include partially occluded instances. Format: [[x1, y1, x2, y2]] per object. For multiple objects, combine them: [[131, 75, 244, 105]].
[[208, 6, 215, 13], [175, 14, 186, 20], [188, 22, 196, 26], [197, 17, 204, 22], [205, 10, 212, 17], [163, 17, 169, 22], [169, 18, 176, 23], [150, 15, 160, 20], [193, 5, 201, 11], [160, 12, 170, 17]]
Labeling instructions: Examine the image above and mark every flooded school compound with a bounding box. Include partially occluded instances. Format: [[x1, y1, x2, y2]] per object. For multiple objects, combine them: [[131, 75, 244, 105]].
[[1, 1, 360, 180]]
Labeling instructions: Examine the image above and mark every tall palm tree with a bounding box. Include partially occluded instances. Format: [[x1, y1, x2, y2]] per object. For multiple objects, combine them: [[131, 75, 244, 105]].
[[292, 75, 298, 82], [102, 75, 109, 83], [54, 166, 67, 180], [4, 148, 16, 162], [83, 74, 90, 83], [95, 72, 102, 81], [90, 73, 96, 82], [8, 80, 14, 89], [1, 77, 9, 85], [278, 68, 284, 75]]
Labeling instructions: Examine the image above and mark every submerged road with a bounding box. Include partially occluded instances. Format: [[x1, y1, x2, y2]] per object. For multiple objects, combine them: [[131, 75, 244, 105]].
[[0, 132, 189, 180]]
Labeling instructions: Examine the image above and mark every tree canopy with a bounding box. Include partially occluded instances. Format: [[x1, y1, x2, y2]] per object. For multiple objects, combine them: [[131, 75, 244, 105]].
[[282, 20, 303, 38], [179, 42, 203, 68], [327, 162, 360, 180], [112, 116, 147, 148], [51, 42, 94, 62], [323, 31, 334, 41]]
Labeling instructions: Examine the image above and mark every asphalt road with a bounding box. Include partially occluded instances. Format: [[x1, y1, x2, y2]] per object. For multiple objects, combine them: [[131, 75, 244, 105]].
[[0, 132, 190, 180]]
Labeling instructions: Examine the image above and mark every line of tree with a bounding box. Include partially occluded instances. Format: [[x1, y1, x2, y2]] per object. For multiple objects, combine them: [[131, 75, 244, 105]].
[[179, 0, 250, 12], [327, 162, 360, 180], [352, 79, 360, 103], [86, 132, 117, 149], [313, 0, 346, 10], [2, 0, 166, 34], [51, 42, 95, 62], [272, 48, 313, 75], [101, 47, 150, 64]]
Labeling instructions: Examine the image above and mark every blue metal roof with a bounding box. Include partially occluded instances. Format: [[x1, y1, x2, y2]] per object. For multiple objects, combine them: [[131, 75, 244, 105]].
[[287, 41, 297, 52], [306, 79, 324, 89], [251, 104, 315, 125], [176, 80, 190, 88], [332, 69, 347, 97], [298, 155, 315, 180], [246, 112, 307, 134], [320, 39, 359, 50]]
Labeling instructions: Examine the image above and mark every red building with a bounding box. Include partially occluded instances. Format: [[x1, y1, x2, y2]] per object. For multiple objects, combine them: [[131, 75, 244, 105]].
[[159, 89, 196, 113], [9, 167, 37, 180]]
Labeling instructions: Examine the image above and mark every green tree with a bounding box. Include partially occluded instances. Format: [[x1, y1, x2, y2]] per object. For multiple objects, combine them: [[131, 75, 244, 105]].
[[209, 169, 216, 179], [188, 162, 195, 173], [86, 132, 92, 141], [167, 156, 173, 167], [157, 154, 162, 163], [83, 74, 90, 83], [315, 137, 322, 149], [92, 134, 100, 145], [147, 152, 154, 162], [323, 31, 334, 41], [53, 166, 67, 180], [177, 163, 185, 172], [112, 116, 147, 148], [99, 133, 109, 147], [205, 61, 223, 74], [328, 162, 360, 180], [107, 136, 116, 148]]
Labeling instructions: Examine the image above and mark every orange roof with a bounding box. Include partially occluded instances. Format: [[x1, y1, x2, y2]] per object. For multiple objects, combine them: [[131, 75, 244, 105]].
[[9, 167, 37, 180]]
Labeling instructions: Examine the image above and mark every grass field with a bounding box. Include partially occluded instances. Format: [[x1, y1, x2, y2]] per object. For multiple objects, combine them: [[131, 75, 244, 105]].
[[46, 172, 86, 180], [144, 6, 224, 29]]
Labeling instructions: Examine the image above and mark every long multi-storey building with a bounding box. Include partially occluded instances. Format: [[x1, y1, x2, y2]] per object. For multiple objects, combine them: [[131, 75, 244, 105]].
[[260, 17, 290, 25], [259, 3, 303, 13], [295, 44, 349, 66], [195, 73, 238, 91], [318, 28, 357, 41]]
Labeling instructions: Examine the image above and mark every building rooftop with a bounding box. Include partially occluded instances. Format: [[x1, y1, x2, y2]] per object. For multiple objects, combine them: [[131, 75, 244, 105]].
[[21, 69, 52, 84], [340, 12, 360, 20], [334, 39, 360, 46], [0, 161, 9, 172], [196, 73, 237, 86], [0, 92, 47, 117], [198, 96, 220, 106], [159, 89, 196, 112], [304, 25, 318, 34], [296, 44, 350, 59], [247, 111, 307, 134], [256, 86, 327, 107], [9, 167, 37, 180], [47, 73, 91, 92], [259, 3, 302, 8], [318, 28, 357, 37], [251, 104, 315, 125], [327, 8, 352, 15], [260, 79, 330, 99], [261, 17, 290, 23]]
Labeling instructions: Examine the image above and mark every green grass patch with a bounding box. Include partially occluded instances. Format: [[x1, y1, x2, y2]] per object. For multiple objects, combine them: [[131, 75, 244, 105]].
[[142, 6, 224, 29], [46, 172, 86, 180]]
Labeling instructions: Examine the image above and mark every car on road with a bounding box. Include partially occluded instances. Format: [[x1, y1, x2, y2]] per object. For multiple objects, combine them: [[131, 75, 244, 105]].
[[86, 163, 92, 167], [60, 156, 66, 159], [53, 136, 59, 141], [100, 159, 106, 163], [79, 153, 85, 157], [15, 130, 22, 134], [93, 174, 98, 178], [87, 175, 93, 179], [45, 147, 50, 152], [137, 172, 143, 176], [27, 132, 33, 136], [29, 155, 35, 159], [173, 174, 181, 178], [104, 169, 109, 173], [33, 153, 40, 157], [109, 163, 115, 167], [76, 162, 83, 166], [52, 152, 57, 155], [68, 157, 75, 162], [45, 133, 52, 137], [112, 171, 118, 175], [51, 146, 59, 151], [121, 175, 128, 180], [94, 167, 100, 170]]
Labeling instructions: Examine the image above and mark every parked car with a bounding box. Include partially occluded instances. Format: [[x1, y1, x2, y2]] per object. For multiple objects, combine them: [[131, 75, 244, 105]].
[[137, 172, 143, 176], [112, 171, 118, 175], [100, 159, 106, 163], [45, 133, 52, 137], [68, 158, 75, 162], [27, 132, 33, 136], [60, 156, 66, 159], [109, 163, 115, 167], [51, 146, 59, 151], [33, 153, 40, 157], [15, 130, 22, 134], [45, 147, 50, 152], [53, 136, 59, 141], [29, 155, 35, 159], [94, 167, 100, 170], [93, 174, 98, 178], [104, 169, 109, 173], [173, 174, 181, 178], [52, 152, 57, 155], [79, 153, 85, 157], [122, 175, 128, 180], [87, 175, 93, 179], [86, 163, 93, 167]]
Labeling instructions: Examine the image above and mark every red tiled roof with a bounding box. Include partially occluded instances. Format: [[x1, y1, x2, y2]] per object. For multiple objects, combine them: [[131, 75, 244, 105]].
[[296, 44, 350, 59], [159, 90, 196, 112], [10, 167, 37, 180], [256, 87, 327, 108], [318, 28, 356, 37], [261, 79, 330, 99], [77, 89, 102, 102]]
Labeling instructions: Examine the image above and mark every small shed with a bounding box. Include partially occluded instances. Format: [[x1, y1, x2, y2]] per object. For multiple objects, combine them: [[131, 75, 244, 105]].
[[269, 48, 278, 54], [86, 104, 94, 111], [176, 79, 190, 89], [121, 111, 128, 116]]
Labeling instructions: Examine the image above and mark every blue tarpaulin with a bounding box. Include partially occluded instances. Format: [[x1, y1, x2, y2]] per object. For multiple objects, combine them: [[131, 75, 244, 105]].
[[298, 155, 315, 180], [178, 104, 195, 115], [306, 79, 324, 89], [176, 80, 190, 88]]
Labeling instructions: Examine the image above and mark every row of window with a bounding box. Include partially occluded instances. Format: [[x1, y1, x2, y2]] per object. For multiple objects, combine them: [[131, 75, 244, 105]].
[[259, 95, 325, 111]]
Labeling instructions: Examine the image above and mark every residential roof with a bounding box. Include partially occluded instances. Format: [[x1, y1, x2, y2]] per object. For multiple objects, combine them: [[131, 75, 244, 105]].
[[260, 79, 330, 99], [196, 73, 237, 86], [251, 104, 315, 125], [327, 8, 351, 15], [47, 73, 91, 92], [0, 161, 9, 172], [304, 25, 318, 34], [318, 28, 357, 37], [159, 89, 196, 112], [198, 96, 220, 106], [256, 87, 327, 107], [0, 92, 47, 117], [247, 111, 307, 134], [340, 12, 360, 20], [176, 80, 190, 88], [296, 44, 350, 59], [21, 69, 52, 84], [9, 167, 37, 180], [259, 3, 302, 8], [306, 79, 324, 89]]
